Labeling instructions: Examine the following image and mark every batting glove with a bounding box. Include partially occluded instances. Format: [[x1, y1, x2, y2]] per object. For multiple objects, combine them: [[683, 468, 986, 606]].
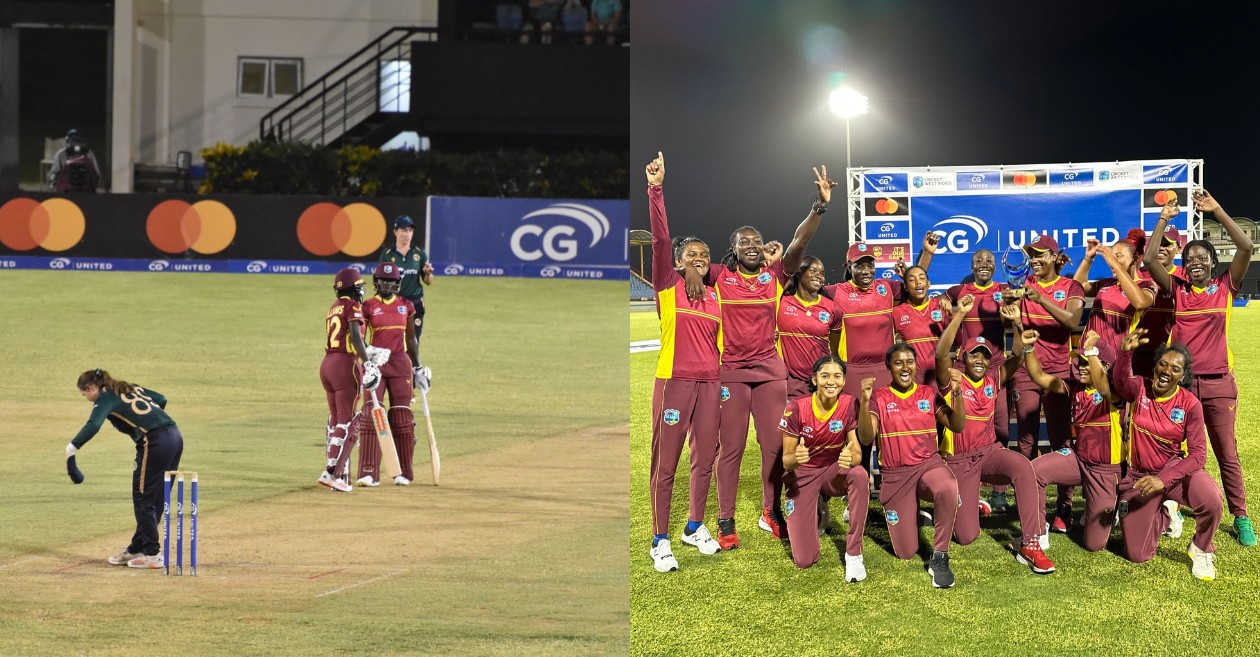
[[362, 362, 382, 390], [365, 347, 392, 367], [413, 366, 432, 392]]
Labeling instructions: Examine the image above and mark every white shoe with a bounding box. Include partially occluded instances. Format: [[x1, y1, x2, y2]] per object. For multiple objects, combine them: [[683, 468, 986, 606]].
[[650, 539, 679, 572], [318, 471, 352, 492], [844, 553, 867, 583], [918, 510, 933, 527], [1039, 522, 1050, 551], [680, 525, 720, 555], [126, 554, 163, 569], [1163, 500, 1184, 538], [1188, 543, 1216, 581], [393, 475, 411, 486], [356, 476, 380, 487], [108, 549, 141, 565], [842, 507, 850, 524]]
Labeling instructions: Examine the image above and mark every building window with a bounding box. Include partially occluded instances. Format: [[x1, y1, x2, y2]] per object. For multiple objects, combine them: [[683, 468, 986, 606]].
[[237, 57, 303, 98]]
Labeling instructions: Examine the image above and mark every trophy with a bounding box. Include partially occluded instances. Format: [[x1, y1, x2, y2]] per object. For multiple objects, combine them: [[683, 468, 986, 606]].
[[1000, 244, 1031, 302]]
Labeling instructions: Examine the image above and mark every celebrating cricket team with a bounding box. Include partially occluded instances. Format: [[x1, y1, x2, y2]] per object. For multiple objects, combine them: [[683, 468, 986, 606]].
[[643, 150, 1254, 587]]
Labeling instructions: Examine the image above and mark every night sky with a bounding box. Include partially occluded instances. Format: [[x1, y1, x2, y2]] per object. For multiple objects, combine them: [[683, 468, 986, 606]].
[[631, 1, 1260, 282]]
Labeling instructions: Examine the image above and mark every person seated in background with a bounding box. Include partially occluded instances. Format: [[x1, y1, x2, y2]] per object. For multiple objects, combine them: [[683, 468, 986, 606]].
[[49, 129, 101, 193], [496, 2, 524, 34], [588, 0, 623, 45], [521, 0, 563, 44], [560, 0, 588, 40]]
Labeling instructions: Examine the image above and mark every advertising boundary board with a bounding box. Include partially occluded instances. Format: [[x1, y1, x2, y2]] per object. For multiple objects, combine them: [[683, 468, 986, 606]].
[[846, 159, 1204, 290]]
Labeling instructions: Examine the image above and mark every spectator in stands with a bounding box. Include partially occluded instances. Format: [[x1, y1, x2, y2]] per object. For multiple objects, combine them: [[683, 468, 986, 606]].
[[588, 0, 623, 45], [522, 0, 563, 44], [49, 129, 101, 193], [561, 0, 588, 40], [496, 2, 524, 33]]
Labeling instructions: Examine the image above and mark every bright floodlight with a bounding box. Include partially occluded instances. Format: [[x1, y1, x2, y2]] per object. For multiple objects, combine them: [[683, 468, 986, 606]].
[[829, 87, 869, 118]]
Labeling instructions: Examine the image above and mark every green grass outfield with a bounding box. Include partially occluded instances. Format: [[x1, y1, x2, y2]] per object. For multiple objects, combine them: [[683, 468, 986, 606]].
[[630, 310, 1260, 657], [0, 271, 628, 657]]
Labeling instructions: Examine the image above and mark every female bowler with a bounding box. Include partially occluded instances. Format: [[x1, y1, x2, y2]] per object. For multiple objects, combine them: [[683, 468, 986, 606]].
[[643, 152, 723, 572], [1112, 332, 1223, 580], [780, 355, 869, 581], [858, 344, 965, 588]]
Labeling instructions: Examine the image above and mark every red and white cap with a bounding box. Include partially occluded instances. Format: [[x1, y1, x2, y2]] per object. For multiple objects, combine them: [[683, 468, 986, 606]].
[[1023, 234, 1059, 255], [846, 243, 875, 263], [961, 335, 995, 355], [1161, 225, 1182, 246]]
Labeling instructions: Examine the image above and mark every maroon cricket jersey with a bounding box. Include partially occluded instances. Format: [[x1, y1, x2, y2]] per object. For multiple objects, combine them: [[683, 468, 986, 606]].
[[1134, 265, 1181, 359], [945, 281, 1010, 368], [940, 373, 998, 456], [870, 383, 942, 469], [363, 295, 415, 377], [1113, 351, 1207, 483], [777, 292, 838, 381], [1169, 271, 1238, 375], [828, 278, 903, 367], [779, 393, 858, 469], [325, 298, 365, 355], [1019, 275, 1084, 373], [1065, 379, 1124, 466], [1084, 277, 1157, 356], [893, 296, 949, 372], [704, 260, 786, 372], [646, 185, 721, 381]]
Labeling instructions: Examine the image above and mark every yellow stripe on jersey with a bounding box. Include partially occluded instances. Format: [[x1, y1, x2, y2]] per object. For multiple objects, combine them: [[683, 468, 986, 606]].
[[1109, 403, 1123, 465], [656, 289, 678, 380], [843, 308, 893, 318], [940, 391, 955, 455], [881, 429, 938, 437], [677, 308, 721, 322], [719, 298, 778, 305], [903, 337, 935, 344], [1226, 289, 1235, 370], [1131, 423, 1179, 446]]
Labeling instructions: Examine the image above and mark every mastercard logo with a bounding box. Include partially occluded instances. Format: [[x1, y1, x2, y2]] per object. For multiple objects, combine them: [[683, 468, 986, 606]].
[[874, 199, 900, 214], [1153, 189, 1179, 205], [1010, 172, 1038, 187], [0, 197, 86, 251], [146, 200, 237, 254], [296, 202, 387, 257]]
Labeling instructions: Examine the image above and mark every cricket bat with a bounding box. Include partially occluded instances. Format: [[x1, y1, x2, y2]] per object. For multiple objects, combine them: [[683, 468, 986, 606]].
[[419, 387, 440, 485], [367, 388, 404, 480]]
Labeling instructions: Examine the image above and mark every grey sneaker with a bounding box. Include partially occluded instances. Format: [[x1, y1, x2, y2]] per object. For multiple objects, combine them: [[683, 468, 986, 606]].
[[108, 549, 141, 565]]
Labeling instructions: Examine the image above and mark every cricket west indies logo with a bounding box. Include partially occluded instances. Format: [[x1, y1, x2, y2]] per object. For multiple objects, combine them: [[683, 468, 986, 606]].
[[0, 197, 86, 251], [296, 202, 387, 257], [511, 203, 611, 262], [147, 199, 237, 255]]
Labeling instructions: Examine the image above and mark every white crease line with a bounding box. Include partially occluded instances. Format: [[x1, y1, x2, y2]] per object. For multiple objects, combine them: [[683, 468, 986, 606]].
[[631, 339, 660, 353], [316, 568, 409, 598]]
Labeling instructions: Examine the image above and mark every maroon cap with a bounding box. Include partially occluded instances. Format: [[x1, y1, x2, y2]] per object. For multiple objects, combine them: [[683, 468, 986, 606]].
[[333, 267, 363, 290], [1023, 234, 1059, 255], [1074, 340, 1117, 366], [961, 335, 995, 355], [1161, 225, 1182, 246], [847, 242, 875, 263], [373, 262, 401, 280]]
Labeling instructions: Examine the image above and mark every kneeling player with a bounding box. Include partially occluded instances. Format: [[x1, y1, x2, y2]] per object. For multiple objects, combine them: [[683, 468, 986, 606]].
[[781, 356, 869, 581]]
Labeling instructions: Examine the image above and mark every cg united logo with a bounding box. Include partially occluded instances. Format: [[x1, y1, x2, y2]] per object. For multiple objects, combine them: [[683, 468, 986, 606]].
[[246, 260, 268, 273], [663, 409, 681, 425], [1170, 408, 1185, 424], [149, 260, 170, 271], [444, 264, 465, 275], [540, 265, 562, 277], [929, 215, 989, 254], [511, 203, 611, 262], [0, 197, 86, 252], [49, 257, 70, 269]]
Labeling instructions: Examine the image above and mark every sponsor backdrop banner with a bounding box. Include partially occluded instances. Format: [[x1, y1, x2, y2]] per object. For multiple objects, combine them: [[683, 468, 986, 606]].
[[854, 159, 1198, 288], [0, 193, 629, 279], [426, 196, 629, 279]]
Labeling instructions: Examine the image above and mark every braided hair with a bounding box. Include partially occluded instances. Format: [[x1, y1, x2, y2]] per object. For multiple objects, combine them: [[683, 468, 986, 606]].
[[76, 368, 135, 396], [671, 235, 707, 264], [721, 225, 762, 272], [1181, 239, 1218, 272]]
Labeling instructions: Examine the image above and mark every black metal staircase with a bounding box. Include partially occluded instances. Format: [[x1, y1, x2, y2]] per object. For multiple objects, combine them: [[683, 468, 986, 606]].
[[259, 26, 437, 148]]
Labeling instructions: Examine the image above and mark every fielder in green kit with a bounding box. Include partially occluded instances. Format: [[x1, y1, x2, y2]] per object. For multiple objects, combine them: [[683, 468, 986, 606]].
[[65, 369, 185, 570], [379, 215, 434, 344]]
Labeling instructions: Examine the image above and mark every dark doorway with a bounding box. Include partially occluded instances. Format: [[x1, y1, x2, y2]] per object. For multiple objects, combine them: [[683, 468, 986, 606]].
[[19, 27, 109, 188]]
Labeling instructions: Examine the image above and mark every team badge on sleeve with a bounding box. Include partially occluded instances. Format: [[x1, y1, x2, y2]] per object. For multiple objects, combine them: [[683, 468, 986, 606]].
[[1053, 290, 1066, 302], [1170, 408, 1185, 424], [818, 311, 831, 323], [721, 386, 730, 402], [931, 309, 943, 322], [663, 409, 681, 425], [886, 510, 899, 525], [758, 272, 772, 284], [917, 399, 931, 413], [829, 419, 844, 432], [779, 416, 791, 431], [1058, 447, 1072, 456]]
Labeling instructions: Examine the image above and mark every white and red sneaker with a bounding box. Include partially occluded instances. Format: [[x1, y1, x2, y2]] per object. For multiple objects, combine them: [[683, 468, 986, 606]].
[[978, 499, 992, 516], [1015, 541, 1056, 574], [758, 508, 787, 539], [127, 554, 163, 570]]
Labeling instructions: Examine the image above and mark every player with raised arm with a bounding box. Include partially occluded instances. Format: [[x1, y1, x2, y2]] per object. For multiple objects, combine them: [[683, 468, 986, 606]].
[[1112, 330, 1223, 580], [1007, 235, 1085, 532], [356, 262, 427, 487], [780, 355, 869, 581], [858, 344, 965, 588], [1133, 212, 1184, 378], [682, 164, 836, 548], [1023, 329, 1125, 553], [933, 296, 1054, 573], [642, 152, 723, 571], [1144, 190, 1255, 546], [1073, 236, 1156, 357], [65, 369, 185, 570]]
